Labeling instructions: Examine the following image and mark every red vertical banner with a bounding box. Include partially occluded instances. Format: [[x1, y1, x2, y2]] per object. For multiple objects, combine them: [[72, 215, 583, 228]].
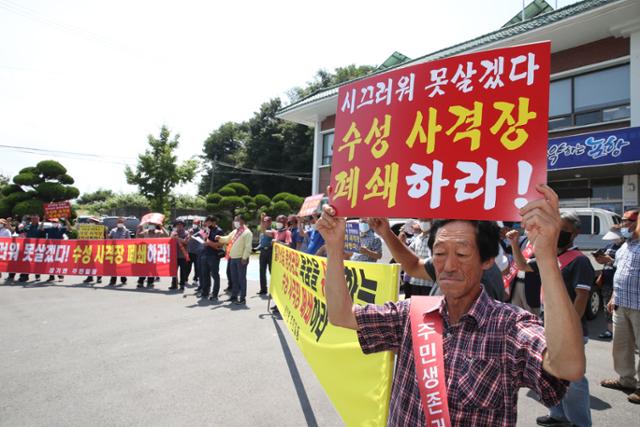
[[331, 42, 550, 221]]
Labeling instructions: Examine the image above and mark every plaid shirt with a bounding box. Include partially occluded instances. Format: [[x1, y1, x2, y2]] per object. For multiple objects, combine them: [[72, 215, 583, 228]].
[[409, 233, 434, 288], [351, 230, 382, 262], [614, 239, 640, 310], [355, 289, 567, 427]]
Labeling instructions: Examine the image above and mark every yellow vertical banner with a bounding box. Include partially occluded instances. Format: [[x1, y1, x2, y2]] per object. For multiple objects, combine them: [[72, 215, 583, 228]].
[[271, 243, 399, 427]]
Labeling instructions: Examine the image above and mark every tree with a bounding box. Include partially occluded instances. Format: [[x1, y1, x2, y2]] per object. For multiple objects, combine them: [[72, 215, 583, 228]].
[[287, 64, 376, 103], [125, 125, 197, 215], [199, 122, 248, 194], [77, 189, 114, 205], [1, 160, 80, 219]]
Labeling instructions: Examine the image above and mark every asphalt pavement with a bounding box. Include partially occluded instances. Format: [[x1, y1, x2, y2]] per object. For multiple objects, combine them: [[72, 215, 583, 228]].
[[0, 272, 638, 426]]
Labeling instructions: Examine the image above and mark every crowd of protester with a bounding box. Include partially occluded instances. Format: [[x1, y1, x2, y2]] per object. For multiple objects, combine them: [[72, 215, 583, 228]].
[[2, 202, 639, 421]]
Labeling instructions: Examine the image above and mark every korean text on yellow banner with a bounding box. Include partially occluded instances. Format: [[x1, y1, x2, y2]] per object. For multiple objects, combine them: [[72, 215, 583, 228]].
[[78, 224, 106, 240], [270, 243, 399, 427]]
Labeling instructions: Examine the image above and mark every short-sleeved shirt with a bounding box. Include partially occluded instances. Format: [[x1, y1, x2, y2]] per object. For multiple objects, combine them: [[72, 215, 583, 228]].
[[108, 227, 130, 240], [613, 239, 640, 310], [202, 226, 224, 258], [172, 228, 189, 259], [186, 227, 203, 253], [45, 226, 67, 240], [409, 233, 434, 289], [424, 259, 505, 302], [351, 230, 382, 263], [355, 290, 567, 426], [258, 232, 273, 249], [529, 249, 594, 336], [289, 227, 303, 249], [305, 229, 325, 255], [24, 224, 45, 238]]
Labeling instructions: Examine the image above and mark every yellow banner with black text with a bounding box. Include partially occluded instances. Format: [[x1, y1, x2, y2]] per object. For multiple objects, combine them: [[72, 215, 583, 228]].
[[271, 242, 399, 427]]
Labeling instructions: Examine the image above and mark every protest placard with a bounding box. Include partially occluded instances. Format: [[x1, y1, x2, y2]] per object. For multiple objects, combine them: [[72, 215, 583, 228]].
[[298, 194, 324, 217], [140, 212, 165, 225], [344, 222, 360, 253], [78, 224, 106, 240], [270, 243, 399, 426], [44, 201, 71, 220], [0, 237, 176, 277], [331, 42, 550, 221]]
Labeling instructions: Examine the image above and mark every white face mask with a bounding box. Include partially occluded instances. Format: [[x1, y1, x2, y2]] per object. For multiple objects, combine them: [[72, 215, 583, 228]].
[[620, 227, 632, 239], [359, 222, 370, 233], [419, 221, 431, 232], [117, 223, 125, 229], [233, 221, 241, 229], [275, 223, 284, 230], [309, 224, 316, 231]]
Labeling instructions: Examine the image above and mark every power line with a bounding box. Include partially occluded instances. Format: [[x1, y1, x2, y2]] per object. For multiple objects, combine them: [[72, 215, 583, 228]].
[[0, 144, 136, 165], [215, 160, 311, 181]]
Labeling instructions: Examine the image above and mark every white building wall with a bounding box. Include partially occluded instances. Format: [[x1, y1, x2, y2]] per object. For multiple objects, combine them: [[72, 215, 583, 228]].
[[312, 120, 322, 194]]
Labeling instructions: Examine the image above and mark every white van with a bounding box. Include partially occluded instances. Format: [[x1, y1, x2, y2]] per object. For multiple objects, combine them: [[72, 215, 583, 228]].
[[559, 207, 621, 250]]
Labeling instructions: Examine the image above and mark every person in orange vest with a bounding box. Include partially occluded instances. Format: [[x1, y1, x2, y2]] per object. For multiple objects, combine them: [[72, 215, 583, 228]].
[[214, 214, 253, 305]]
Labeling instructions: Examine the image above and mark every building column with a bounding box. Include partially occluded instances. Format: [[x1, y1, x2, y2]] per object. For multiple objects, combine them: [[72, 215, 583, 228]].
[[312, 120, 322, 194], [626, 29, 640, 208]]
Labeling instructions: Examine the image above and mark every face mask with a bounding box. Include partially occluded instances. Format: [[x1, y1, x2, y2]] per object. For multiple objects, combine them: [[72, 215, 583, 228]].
[[419, 221, 430, 232], [233, 221, 240, 229], [620, 227, 632, 239], [359, 222, 370, 233], [147, 225, 155, 231], [557, 230, 573, 249], [309, 224, 316, 231], [117, 223, 125, 229], [0, 224, 4, 229], [275, 223, 284, 230]]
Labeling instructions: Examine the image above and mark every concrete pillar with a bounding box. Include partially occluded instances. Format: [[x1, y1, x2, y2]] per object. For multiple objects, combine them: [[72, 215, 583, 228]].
[[631, 30, 640, 126], [312, 120, 322, 194]]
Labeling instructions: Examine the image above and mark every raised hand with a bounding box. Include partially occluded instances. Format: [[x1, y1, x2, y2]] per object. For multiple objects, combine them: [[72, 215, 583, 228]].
[[316, 204, 346, 250], [506, 229, 520, 244], [519, 184, 561, 260], [368, 217, 391, 237]]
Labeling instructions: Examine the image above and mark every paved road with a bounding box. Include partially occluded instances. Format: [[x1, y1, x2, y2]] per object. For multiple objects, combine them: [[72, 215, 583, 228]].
[[0, 274, 638, 426]]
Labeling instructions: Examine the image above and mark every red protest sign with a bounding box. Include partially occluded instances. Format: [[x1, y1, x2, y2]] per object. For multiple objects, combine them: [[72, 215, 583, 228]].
[[0, 237, 177, 277], [331, 42, 550, 221], [298, 194, 325, 217], [44, 201, 71, 220]]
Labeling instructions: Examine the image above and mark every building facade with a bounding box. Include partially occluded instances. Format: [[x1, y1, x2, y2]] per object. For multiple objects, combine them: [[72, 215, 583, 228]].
[[277, 0, 640, 216]]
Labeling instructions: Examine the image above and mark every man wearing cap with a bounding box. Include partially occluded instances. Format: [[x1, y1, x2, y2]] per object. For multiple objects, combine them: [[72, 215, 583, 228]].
[[106, 217, 130, 286], [601, 209, 640, 405], [186, 219, 204, 288]]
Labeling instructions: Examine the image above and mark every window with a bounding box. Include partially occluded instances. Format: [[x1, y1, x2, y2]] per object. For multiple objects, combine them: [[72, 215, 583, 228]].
[[548, 64, 630, 130], [321, 132, 334, 165], [577, 215, 600, 235]]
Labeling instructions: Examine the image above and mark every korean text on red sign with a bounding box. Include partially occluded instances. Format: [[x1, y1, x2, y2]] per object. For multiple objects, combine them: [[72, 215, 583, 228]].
[[331, 42, 550, 221], [0, 237, 177, 277]]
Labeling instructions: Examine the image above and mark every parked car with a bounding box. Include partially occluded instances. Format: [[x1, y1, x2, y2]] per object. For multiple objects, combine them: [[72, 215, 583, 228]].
[[559, 207, 621, 251]]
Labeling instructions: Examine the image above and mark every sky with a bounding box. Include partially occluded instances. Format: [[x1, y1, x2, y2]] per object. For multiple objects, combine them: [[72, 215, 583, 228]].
[[0, 0, 581, 196]]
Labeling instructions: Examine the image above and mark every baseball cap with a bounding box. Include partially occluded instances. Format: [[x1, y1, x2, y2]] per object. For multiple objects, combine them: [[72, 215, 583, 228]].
[[622, 210, 638, 221]]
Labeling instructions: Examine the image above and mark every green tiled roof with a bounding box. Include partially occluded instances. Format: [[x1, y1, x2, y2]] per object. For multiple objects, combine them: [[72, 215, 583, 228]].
[[278, 0, 620, 116]]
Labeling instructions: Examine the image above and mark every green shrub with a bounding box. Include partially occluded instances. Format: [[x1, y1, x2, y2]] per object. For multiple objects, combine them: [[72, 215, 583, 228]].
[[283, 194, 304, 211], [218, 186, 236, 197], [13, 199, 44, 217], [219, 196, 245, 210], [58, 174, 75, 185], [226, 182, 250, 196], [272, 192, 290, 203], [2, 184, 22, 196], [19, 167, 38, 175], [206, 193, 222, 204], [65, 186, 80, 200], [4, 191, 31, 206], [253, 194, 271, 207], [0, 199, 12, 218], [269, 200, 291, 217], [241, 195, 253, 204], [36, 182, 68, 202], [36, 160, 67, 178], [13, 172, 42, 186]]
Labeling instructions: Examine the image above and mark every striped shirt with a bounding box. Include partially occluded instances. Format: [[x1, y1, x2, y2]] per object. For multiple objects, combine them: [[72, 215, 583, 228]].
[[613, 239, 640, 310], [355, 289, 567, 426], [351, 230, 382, 263]]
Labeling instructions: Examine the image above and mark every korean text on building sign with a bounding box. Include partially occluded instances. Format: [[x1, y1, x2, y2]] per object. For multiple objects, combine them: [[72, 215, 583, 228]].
[[0, 237, 176, 277], [332, 42, 550, 221]]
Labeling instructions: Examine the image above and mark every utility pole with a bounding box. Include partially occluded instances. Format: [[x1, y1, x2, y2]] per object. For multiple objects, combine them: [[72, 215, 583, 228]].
[[209, 155, 217, 193]]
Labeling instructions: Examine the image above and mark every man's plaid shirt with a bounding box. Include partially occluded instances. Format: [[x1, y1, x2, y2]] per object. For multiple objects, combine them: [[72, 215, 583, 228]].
[[354, 289, 567, 426], [614, 239, 640, 310]]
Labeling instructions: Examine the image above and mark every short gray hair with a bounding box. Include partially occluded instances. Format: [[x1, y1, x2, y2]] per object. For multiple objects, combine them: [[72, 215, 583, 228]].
[[560, 211, 581, 231]]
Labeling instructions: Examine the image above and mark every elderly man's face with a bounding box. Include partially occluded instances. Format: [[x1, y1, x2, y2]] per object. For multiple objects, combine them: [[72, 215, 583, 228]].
[[432, 221, 489, 299]]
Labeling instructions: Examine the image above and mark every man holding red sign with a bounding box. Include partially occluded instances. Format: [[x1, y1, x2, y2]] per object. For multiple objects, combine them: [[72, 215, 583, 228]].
[[317, 185, 584, 426]]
